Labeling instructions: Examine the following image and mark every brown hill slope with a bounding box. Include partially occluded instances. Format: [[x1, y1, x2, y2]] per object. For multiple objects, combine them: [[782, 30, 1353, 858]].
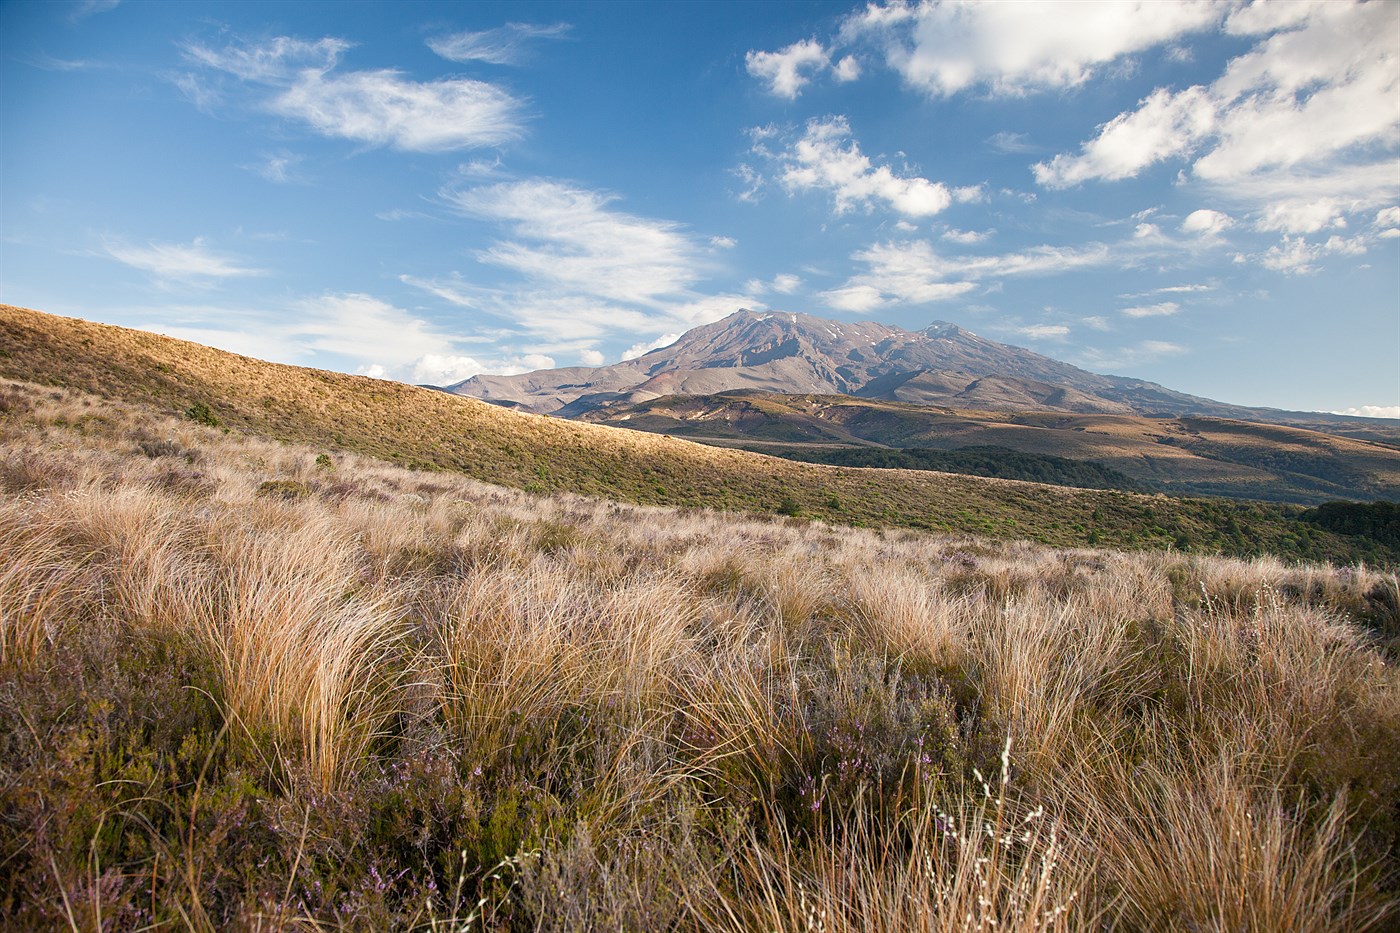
[[580, 393, 1400, 504], [0, 303, 1388, 563]]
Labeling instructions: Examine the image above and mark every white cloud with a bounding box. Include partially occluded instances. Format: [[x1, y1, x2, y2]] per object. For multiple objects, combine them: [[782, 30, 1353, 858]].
[[745, 39, 829, 99], [762, 115, 953, 217], [833, 55, 862, 82], [1375, 207, 1400, 228], [68, 0, 120, 23], [710, 235, 738, 249], [1332, 405, 1400, 419], [1251, 232, 1369, 275], [942, 227, 992, 245], [987, 131, 1036, 154], [184, 36, 349, 82], [1034, 85, 1216, 186], [579, 348, 605, 366], [186, 36, 524, 152], [841, 0, 1220, 97], [1014, 324, 1070, 340], [273, 70, 522, 152], [747, 273, 803, 295], [1036, 2, 1400, 247], [1180, 208, 1234, 237], [1121, 301, 1180, 318], [894, 221, 918, 233], [427, 22, 570, 65], [102, 237, 263, 283], [822, 284, 886, 313], [1081, 315, 1112, 331], [771, 273, 802, 294], [444, 179, 706, 305], [1076, 339, 1188, 372], [826, 238, 1116, 309], [622, 332, 681, 361], [247, 151, 302, 184]]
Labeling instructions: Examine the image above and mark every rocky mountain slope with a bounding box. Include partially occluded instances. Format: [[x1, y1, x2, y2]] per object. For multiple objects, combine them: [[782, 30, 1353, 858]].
[[447, 309, 1376, 428]]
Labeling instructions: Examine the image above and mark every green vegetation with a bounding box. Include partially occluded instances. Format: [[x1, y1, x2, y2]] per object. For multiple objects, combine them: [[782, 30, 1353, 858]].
[[185, 400, 220, 426], [1303, 499, 1400, 551], [744, 443, 1147, 492], [2, 381, 1397, 929]]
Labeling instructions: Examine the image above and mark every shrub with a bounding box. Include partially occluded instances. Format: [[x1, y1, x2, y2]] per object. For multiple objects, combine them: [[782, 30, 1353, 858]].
[[185, 401, 220, 426]]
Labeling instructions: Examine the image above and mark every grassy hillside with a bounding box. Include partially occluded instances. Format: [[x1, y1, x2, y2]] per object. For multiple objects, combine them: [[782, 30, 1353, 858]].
[[2, 381, 1397, 929], [583, 392, 1400, 504], [1, 304, 1394, 565]]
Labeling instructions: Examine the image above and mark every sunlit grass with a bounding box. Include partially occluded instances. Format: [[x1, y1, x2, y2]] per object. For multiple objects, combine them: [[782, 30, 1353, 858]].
[[1, 380, 1397, 929]]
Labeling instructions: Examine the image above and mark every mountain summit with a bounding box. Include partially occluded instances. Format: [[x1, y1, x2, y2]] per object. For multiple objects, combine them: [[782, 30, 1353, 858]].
[[446, 309, 1284, 420]]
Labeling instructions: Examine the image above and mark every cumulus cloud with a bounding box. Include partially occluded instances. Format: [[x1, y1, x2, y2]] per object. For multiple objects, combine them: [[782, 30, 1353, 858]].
[[833, 55, 862, 82], [757, 116, 954, 217], [427, 22, 570, 65], [1034, 85, 1216, 186], [184, 35, 524, 151], [746, 39, 829, 99], [1180, 208, 1234, 237], [578, 348, 605, 366], [822, 284, 886, 313], [841, 0, 1220, 97], [102, 237, 264, 284], [1249, 233, 1369, 275], [1035, 1, 1400, 256]]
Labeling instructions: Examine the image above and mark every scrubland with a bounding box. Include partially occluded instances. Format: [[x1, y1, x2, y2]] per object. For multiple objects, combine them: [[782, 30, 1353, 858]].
[[2, 380, 1398, 931]]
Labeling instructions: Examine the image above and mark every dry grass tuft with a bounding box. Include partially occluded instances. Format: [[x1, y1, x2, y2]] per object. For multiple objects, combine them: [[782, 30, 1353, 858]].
[[1, 379, 1397, 929]]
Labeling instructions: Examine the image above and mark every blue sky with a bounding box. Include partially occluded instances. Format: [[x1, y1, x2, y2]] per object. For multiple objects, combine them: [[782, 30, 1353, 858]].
[[2, 0, 1397, 415]]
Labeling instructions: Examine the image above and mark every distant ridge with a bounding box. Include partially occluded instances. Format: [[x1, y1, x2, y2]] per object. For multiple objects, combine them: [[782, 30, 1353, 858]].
[[446, 309, 1374, 426]]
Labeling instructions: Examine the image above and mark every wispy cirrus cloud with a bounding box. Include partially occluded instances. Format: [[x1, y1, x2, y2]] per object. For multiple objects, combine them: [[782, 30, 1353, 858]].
[[101, 236, 264, 284], [442, 178, 706, 305], [404, 177, 755, 358], [428, 22, 570, 65], [181, 35, 525, 152], [137, 292, 535, 385], [821, 237, 1118, 312]]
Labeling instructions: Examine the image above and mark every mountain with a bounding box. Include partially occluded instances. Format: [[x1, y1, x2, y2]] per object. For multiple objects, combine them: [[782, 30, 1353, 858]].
[[445, 309, 1362, 425], [3, 302, 1392, 564], [578, 392, 1400, 505]]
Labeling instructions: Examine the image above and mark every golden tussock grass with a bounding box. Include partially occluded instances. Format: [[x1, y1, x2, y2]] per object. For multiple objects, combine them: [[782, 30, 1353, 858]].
[[1, 379, 1398, 930]]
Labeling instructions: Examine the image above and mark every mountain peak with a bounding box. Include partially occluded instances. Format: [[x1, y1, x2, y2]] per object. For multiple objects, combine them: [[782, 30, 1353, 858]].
[[922, 321, 966, 339], [447, 307, 1257, 420]]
